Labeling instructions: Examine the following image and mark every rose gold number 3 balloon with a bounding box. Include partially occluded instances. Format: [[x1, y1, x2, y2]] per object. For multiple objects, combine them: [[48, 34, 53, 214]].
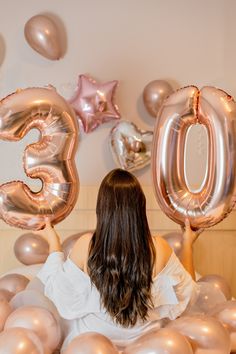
[[0, 87, 79, 230], [152, 86, 236, 229]]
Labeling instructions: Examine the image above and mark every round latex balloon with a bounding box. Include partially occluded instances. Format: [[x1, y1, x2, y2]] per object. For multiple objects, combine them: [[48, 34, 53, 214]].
[[14, 233, 49, 265], [0, 289, 14, 302], [123, 328, 193, 354], [211, 300, 236, 352], [0, 327, 44, 354], [167, 315, 231, 353], [5, 306, 61, 354], [5, 264, 42, 281], [0, 87, 79, 230], [62, 231, 92, 258], [0, 274, 29, 294], [152, 86, 236, 229], [110, 121, 153, 171], [64, 332, 119, 354], [162, 232, 183, 257], [198, 274, 231, 300], [143, 80, 174, 117], [0, 299, 12, 331], [24, 14, 63, 60]]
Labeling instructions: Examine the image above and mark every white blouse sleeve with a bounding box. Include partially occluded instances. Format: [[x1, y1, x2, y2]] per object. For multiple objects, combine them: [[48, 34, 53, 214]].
[[37, 252, 91, 320], [150, 252, 198, 321]]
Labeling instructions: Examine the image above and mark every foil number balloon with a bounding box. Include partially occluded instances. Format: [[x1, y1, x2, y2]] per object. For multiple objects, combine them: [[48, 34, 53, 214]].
[[152, 86, 236, 229], [0, 87, 79, 230]]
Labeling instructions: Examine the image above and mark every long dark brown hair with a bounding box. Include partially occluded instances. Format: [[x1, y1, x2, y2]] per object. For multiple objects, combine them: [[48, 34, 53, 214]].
[[88, 169, 156, 327]]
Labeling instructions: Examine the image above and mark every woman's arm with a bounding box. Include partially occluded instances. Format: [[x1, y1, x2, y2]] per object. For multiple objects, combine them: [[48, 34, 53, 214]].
[[39, 220, 62, 253], [179, 219, 203, 280]]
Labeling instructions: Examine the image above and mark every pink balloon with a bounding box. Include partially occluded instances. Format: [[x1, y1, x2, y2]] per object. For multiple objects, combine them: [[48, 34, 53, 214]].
[[167, 315, 231, 354], [123, 328, 193, 354], [62, 231, 92, 258], [24, 14, 63, 60], [211, 300, 236, 352], [162, 232, 183, 257], [68, 74, 120, 133], [143, 80, 174, 117], [5, 306, 61, 354], [198, 274, 232, 301], [0, 274, 29, 294], [14, 233, 49, 265], [0, 300, 12, 332], [64, 332, 119, 354], [152, 86, 236, 229], [0, 327, 44, 354], [0, 289, 14, 302], [0, 87, 79, 230]]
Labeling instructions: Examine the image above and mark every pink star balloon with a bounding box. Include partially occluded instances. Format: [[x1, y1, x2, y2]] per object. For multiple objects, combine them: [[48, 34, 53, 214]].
[[68, 74, 121, 133]]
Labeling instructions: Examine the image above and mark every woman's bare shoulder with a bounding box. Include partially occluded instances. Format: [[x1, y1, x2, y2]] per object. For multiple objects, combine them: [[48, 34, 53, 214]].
[[69, 232, 93, 270], [152, 235, 173, 276]]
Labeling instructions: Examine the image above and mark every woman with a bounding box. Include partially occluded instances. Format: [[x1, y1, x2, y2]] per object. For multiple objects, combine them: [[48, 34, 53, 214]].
[[37, 168, 201, 351]]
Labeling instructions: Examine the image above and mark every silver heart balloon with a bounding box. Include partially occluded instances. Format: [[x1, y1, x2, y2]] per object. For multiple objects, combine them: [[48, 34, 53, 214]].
[[110, 120, 153, 171]]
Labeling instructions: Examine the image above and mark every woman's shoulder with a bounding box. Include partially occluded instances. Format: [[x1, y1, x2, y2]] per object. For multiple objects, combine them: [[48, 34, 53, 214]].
[[69, 232, 93, 271], [152, 235, 173, 278]]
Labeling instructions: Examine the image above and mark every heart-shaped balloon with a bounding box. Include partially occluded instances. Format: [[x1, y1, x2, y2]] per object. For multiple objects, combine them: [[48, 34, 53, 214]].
[[110, 121, 153, 171]]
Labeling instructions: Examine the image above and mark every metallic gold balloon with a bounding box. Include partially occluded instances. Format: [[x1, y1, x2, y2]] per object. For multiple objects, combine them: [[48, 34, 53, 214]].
[[0, 300, 12, 332], [14, 233, 49, 265], [5, 306, 61, 354], [143, 80, 174, 117], [152, 86, 236, 229], [64, 332, 119, 354], [123, 328, 193, 354], [0, 327, 44, 354], [211, 300, 236, 352], [198, 274, 232, 301], [0, 87, 79, 230], [24, 15, 63, 60], [110, 121, 153, 171], [167, 315, 231, 353], [0, 274, 29, 294]]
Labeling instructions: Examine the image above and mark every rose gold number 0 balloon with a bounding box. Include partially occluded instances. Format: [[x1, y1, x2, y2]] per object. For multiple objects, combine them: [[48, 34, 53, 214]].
[[0, 87, 79, 230], [152, 86, 236, 229]]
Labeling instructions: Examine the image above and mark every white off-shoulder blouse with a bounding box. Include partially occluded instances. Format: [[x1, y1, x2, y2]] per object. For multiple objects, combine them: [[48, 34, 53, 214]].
[[37, 251, 197, 351]]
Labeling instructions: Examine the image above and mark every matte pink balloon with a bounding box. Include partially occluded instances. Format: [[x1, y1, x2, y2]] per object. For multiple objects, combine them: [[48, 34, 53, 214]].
[[64, 332, 119, 354], [24, 15, 63, 60], [0, 327, 44, 354], [211, 300, 236, 352], [69, 74, 120, 133], [0, 274, 29, 294], [0, 87, 79, 230], [167, 315, 231, 354], [62, 231, 91, 258], [14, 233, 49, 265], [5, 306, 61, 354], [0, 289, 14, 302], [152, 86, 236, 229], [143, 80, 174, 117], [198, 274, 232, 301], [123, 328, 193, 354], [0, 300, 12, 332], [162, 232, 183, 257]]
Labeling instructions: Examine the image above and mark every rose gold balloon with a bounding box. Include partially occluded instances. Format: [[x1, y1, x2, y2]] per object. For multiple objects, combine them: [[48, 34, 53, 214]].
[[0, 289, 14, 302], [24, 15, 63, 60], [198, 274, 232, 301], [0, 274, 29, 294], [0, 327, 44, 354], [62, 231, 92, 258], [5, 264, 42, 281], [0, 300, 12, 332], [152, 86, 236, 229], [14, 233, 49, 265], [5, 306, 61, 354], [123, 328, 193, 354], [143, 80, 174, 117], [167, 315, 231, 354], [162, 232, 183, 257], [0, 87, 79, 230], [211, 300, 236, 352], [64, 332, 119, 354]]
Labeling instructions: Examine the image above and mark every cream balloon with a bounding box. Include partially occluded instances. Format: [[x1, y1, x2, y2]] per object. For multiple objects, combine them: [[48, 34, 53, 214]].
[[152, 86, 236, 229], [143, 80, 174, 117], [123, 328, 193, 354], [0, 327, 44, 354], [64, 332, 119, 354], [5, 306, 61, 354], [24, 15, 63, 60]]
